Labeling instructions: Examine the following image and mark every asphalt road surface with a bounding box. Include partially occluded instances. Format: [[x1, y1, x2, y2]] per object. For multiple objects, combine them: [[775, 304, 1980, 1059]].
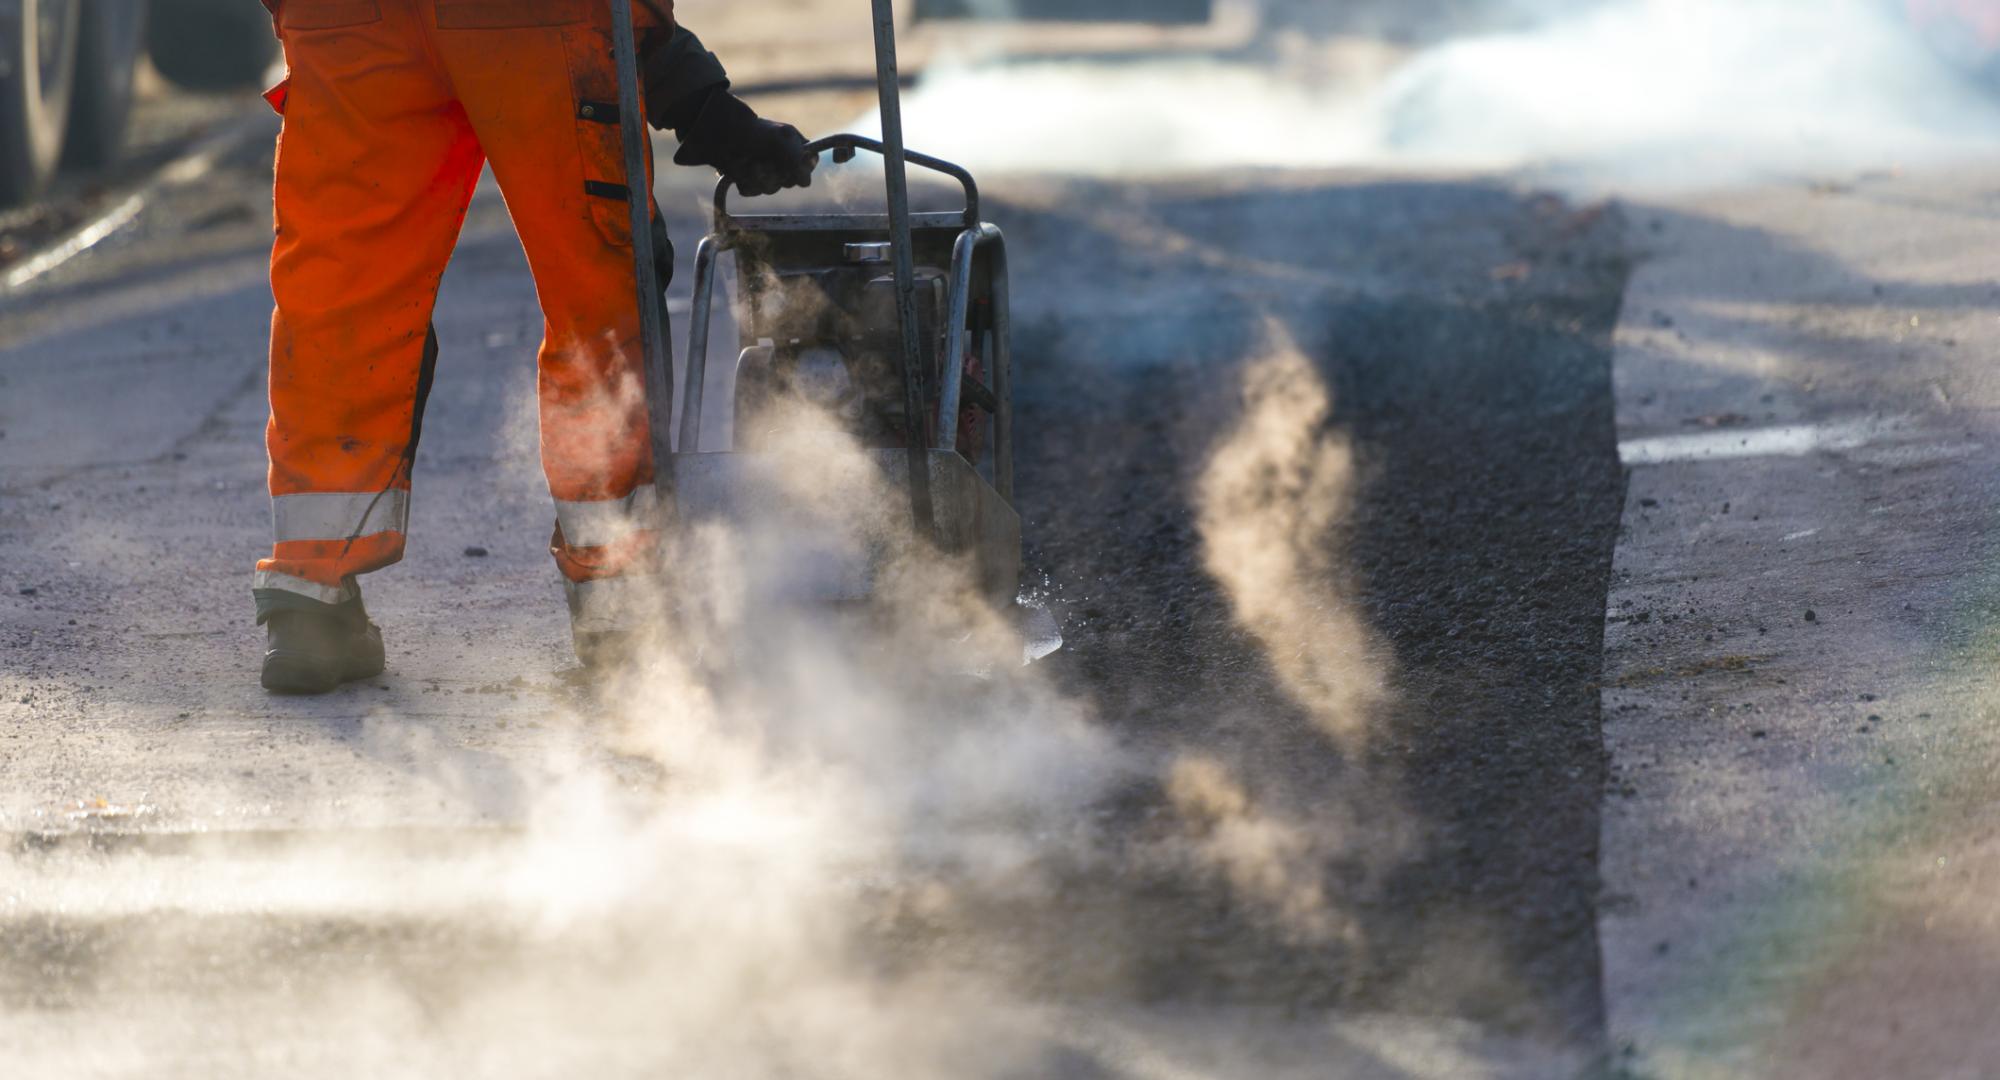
[[0, 101, 1627, 1079], [6, 14, 2000, 1080]]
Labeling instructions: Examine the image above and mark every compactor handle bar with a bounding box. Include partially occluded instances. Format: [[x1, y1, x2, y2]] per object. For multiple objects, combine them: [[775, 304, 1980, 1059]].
[[712, 133, 982, 228]]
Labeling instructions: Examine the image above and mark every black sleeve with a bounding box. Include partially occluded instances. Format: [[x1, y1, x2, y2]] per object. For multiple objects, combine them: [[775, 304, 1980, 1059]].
[[639, 25, 730, 133]]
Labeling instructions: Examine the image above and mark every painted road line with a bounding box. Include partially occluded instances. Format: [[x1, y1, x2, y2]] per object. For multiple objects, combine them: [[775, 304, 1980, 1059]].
[[1617, 415, 1905, 467], [3, 195, 146, 289], [3, 114, 272, 292]]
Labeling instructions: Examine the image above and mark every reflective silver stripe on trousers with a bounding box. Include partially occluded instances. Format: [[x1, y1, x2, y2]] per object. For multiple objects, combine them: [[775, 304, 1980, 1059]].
[[272, 489, 410, 543], [251, 570, 357, 605], [554, 486, 659, 549], [564, 574, 656, 634]]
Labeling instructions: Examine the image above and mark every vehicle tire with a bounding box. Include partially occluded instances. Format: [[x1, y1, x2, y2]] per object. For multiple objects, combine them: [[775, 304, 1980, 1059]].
[[0, 0, 83, 207], [147, 0, 276, 92], [62, 0, 146, 169]]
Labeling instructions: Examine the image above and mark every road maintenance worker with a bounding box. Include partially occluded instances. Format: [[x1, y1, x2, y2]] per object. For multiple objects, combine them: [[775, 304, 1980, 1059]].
[[251, 0, 816, 693]]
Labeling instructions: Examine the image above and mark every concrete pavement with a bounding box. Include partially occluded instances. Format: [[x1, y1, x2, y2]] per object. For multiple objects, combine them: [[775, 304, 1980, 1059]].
[[1600, 166, 2000, 1077]]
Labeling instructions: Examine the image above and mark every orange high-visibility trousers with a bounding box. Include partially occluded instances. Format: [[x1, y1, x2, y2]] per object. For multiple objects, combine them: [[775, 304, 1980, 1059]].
[[254, 0, 671, 629]]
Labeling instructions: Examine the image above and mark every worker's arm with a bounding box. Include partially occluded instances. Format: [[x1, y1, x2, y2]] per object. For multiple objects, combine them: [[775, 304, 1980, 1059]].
[[640, 26, 818, 197]]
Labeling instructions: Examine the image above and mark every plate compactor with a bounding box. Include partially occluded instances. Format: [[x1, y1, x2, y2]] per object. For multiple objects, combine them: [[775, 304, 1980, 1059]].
[[606, 0, 1025, 626]]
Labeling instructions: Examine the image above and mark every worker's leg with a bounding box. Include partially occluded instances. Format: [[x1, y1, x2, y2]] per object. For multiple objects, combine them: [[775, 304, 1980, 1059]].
[[254, 0, 486, 614], [428, 0, 669, 632]]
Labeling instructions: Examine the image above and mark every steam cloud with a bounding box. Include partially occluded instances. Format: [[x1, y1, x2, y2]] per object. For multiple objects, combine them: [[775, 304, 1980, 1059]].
[[891, 0, 2000, 190], [2, 311, 1437, 1074], [1194, 325, 1385, 750]]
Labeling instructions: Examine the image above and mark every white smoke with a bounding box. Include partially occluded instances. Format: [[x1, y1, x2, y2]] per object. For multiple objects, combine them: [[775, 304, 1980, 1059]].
[[890, 0, 2000, 191], [0, 376, 1429, 1076]]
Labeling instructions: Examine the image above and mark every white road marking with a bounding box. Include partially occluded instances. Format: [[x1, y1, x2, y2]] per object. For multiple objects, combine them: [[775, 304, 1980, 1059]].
[[3, 195, 145, 290], [3, 115, 268, 292], [1618, 416, 1903, 466]]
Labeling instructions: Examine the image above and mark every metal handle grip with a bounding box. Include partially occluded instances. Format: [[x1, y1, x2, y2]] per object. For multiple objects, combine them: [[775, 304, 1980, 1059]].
[[712, 133, 981, 228]]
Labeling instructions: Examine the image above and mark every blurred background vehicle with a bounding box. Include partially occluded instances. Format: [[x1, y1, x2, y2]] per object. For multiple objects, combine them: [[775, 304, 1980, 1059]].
[[0, 0, 277, 206]]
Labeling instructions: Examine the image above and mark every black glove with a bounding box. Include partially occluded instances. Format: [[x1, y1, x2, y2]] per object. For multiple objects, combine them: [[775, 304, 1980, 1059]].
[[671, 88, 818, 197]]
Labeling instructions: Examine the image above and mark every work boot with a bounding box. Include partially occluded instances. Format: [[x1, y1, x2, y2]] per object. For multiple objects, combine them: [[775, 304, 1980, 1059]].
[[260, 597, 386, 695], [571, 628, 639, 672]]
